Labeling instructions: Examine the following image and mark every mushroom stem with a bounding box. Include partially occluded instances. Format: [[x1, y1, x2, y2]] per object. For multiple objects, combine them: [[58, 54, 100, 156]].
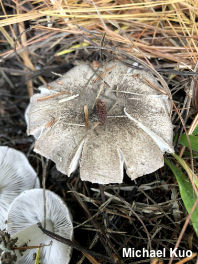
[[11, 220, 53, 261]]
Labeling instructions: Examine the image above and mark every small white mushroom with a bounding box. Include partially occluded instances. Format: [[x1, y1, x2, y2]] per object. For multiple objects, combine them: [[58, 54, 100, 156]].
[[27, 61, 174, 184], [0, 147, 40, 231], [5, 189, 73, 264]]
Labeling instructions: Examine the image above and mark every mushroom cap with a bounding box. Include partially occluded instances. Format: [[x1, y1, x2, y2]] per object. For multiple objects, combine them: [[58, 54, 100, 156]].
[[25, 103, 47, 140], [27, 61, 174, 184], [6, 189, 73, 264], [24, 103, 30, 126], [0, 147, 40, 230]]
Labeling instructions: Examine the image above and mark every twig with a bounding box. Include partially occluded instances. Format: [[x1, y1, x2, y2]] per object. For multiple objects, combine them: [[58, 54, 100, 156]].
[[37, 222, 114, 263], [168, 197, 198, 264], [41, 156, 47, 229]]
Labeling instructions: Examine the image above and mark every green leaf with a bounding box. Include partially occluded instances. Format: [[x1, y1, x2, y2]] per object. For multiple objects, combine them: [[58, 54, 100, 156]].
[[179, 134, 198, 152], [192, 124, 198, 135], [171, 153, 198, 189], [165, 158, 198, 236]]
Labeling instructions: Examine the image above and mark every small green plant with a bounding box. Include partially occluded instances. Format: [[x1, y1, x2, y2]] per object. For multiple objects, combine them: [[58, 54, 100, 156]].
[[166, 124, 198, 236]]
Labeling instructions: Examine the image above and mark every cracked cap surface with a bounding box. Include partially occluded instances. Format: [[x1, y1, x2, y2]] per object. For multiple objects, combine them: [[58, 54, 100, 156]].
[[27, 61, 174, 184]]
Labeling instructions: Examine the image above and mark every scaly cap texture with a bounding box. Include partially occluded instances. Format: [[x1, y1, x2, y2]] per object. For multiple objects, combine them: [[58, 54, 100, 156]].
[[27, 61, 174, 184]]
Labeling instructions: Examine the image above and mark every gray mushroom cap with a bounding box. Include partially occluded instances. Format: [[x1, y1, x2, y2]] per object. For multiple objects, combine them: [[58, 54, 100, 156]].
[[27, 61, 174, 184], [0, 147, 40, 230], [6, 189, 73, 264], [25, 101, 47, 140]]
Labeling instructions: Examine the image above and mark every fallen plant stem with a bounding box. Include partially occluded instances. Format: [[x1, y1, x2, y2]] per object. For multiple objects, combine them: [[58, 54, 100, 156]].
[[41, 156, 46, 229], [175, 252, 197, 264], [37, 222, 114, 263], [168, 197, 198, 264], [113, 190, 152, 251], [67, 182, 121, 264], [172, 101, 193, 172]]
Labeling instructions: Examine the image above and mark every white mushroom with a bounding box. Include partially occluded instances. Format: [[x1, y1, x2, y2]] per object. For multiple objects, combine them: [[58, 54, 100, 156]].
[[27, 61, 174, 184], [24, 103, 30, 127], [0, 147, 40, 230], [25, 102, 46, 140], [5, 189, 73, 264]]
